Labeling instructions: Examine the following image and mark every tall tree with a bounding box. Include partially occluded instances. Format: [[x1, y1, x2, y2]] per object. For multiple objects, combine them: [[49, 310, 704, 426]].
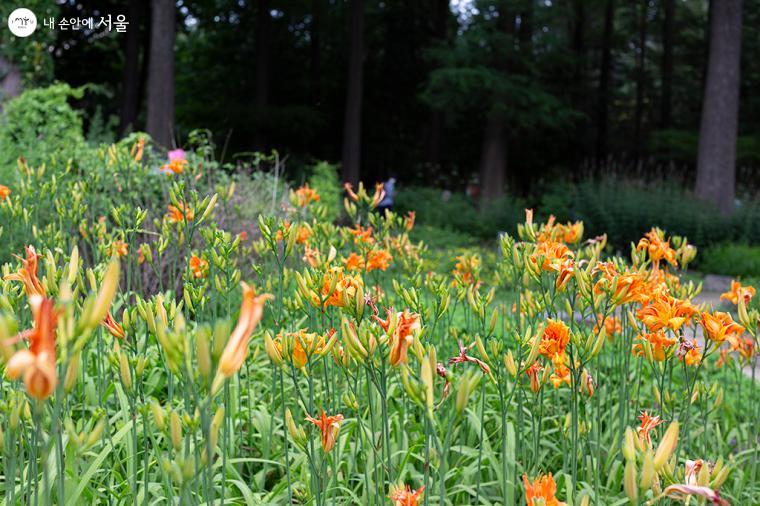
[[478, 4, 515, 202], [119, 0, 144, 137], [660, 0, 675, 128], [310, 0, 322, 107], [145, 0, 176, 147], [254, 0, 271, 150], [596, 0, 615, 161], [341, 0, 365, 185], [633, 0, 647, 160], [425, 0, 450, 166], [695, 0, 743, 214]]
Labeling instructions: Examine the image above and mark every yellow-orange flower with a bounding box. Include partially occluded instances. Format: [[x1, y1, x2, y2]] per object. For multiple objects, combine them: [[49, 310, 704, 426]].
[[678, 339, 702, 366], [389, 484, 425, 506], [167, 203, 194, 223], [216, 283, 272, 379], [350, 224, 374, 244], [523, 473, 567, 506], [726, 334, 754, 360], [452, 254, 480, 286], [404, 211, 416, 231], [525, 361, 544, 393], [538, 319, 570, 359], [637, 228, 677, 267], [102, 312, 125, 339], [319, 268, 362, 308], [0, 184, 10, 200], [720, 280, 755, 305], [636, 293, 696, 332], [531, 241, 573, 272], [293, 184, 320, 207], [109, 240, 129, 258], [273, 328, 334, 369], [305, 410, 344, 453], [5, 297, 58, 400], [4, 246, 46, 297], [594, 314, 622, 339], [189, 255, 209, 279], [549, 353, 571, 389], [637, 410, 665, 447], [633, 331, 677, 361], [698, 311, 744, 343], [367, 249, 392, 272]]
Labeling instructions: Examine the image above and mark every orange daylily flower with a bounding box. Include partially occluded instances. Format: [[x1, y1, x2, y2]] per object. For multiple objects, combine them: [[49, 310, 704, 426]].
[[555, 259, 575, 290], [452, 254, 480, 287], [167, 203, 194, 223], [538, 319, 570, 359], [375, 309, 421, 366], [349, 224, 374, 244], [293, 184, 320, 207], [637, 228, 677, 268], [633, 331, 678, 361], [5, 297, 58, 400], [305, 410, 344, 453], [594, 314, 622, 340], [216, 283, 272, 379], [531, 241, 573, 272], [0, 184, 10, 200], [448, 340, 490, 374], [318, 268, 362, 308], [637, 410, 665, 447], [109, 240, 129, 258], [523, 473, 567, 506], [726, 334, 754, 360], [343, 252, 365, 271], [130, 138, 145, 161], [677, 339, 702, 366], [404, 211, 416, 231], [189, 255, 209, 278], [102, 312, 125, 339], [720, 280, 755, 305], [4, 246, 46, 297], [699, 311, 744, 343], [367, 249, 392, 272], [525, 361, 544, 393], [389, 484, 425, 506], [549, 353, 571, 389], [636, 292, 696, 332], [273, 328, 334, 369]]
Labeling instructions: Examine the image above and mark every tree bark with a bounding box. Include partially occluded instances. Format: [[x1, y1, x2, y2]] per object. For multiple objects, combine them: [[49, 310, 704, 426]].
[[426, 0, 449, 166], [145, 0, 175, 147], [341, 0, 365, 186], [660, 0, 674, 129], [119, 0, 144, 137], [0, 56, 22, 112], [310, 0, 322, 107], [634, 0, 647, 160], [479, 116, 507, 201], [254, 0, 270, 151], [695, 0, 743, 215], [596, 0, 615, 162]]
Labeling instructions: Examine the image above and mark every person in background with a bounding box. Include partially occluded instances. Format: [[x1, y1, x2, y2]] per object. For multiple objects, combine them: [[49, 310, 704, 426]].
[[377, 174, 396, 215]]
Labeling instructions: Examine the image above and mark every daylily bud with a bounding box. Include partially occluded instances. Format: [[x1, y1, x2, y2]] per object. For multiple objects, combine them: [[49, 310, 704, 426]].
[[624, 459, 638, 503], [119, 352, 132, 391], [640, 450, 655, 489], [151, 400, 165, 431], [170, 411, 183, 451], [85, 259, 120, 329], [622, 427, 636, 462], [653, 421, 679, 471], [64, 352, 80, 392]]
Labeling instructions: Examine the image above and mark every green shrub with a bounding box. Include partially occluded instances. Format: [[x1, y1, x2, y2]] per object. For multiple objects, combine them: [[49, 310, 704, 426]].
[[0, 83, 85, 182], [699, 244, 760, 278]]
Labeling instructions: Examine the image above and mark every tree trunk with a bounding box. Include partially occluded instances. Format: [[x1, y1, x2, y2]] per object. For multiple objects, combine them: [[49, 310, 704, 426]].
[[695, 0, 743, 215], [572, 0, 585, 79], [119, 0, 144, 137], [596, 0, 615, 162], [254, 0, 270, 151], [426, 0, 449, 166], [145, 0, 175, 147], [0, 56, 22, 112], [634, 0, 647, 160], [341, 0, 364, 186], [479, 116, 507, 201], [660, 0, 674, 129], [310, 0, 322, 107]]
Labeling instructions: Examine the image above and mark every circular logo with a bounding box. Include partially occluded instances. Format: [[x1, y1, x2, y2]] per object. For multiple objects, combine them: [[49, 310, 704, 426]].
[[7, 8, 37, 37]]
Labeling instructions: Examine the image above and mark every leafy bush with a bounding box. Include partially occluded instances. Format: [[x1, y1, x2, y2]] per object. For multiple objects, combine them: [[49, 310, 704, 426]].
[[539, 177, 760, 253], [0, 84, 85, 182], [699, 243, 760, 277], [395, 186, 523, 241]]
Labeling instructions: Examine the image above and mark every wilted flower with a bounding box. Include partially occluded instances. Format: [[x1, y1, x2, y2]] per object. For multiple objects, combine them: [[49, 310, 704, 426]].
[[102, 312, 125, 340], [636, 411, 665, 448], [305, 410, 344, 453], [448, 340, 490, 374], [525, 362, 544, 393], [4, 246, 46, 297]]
